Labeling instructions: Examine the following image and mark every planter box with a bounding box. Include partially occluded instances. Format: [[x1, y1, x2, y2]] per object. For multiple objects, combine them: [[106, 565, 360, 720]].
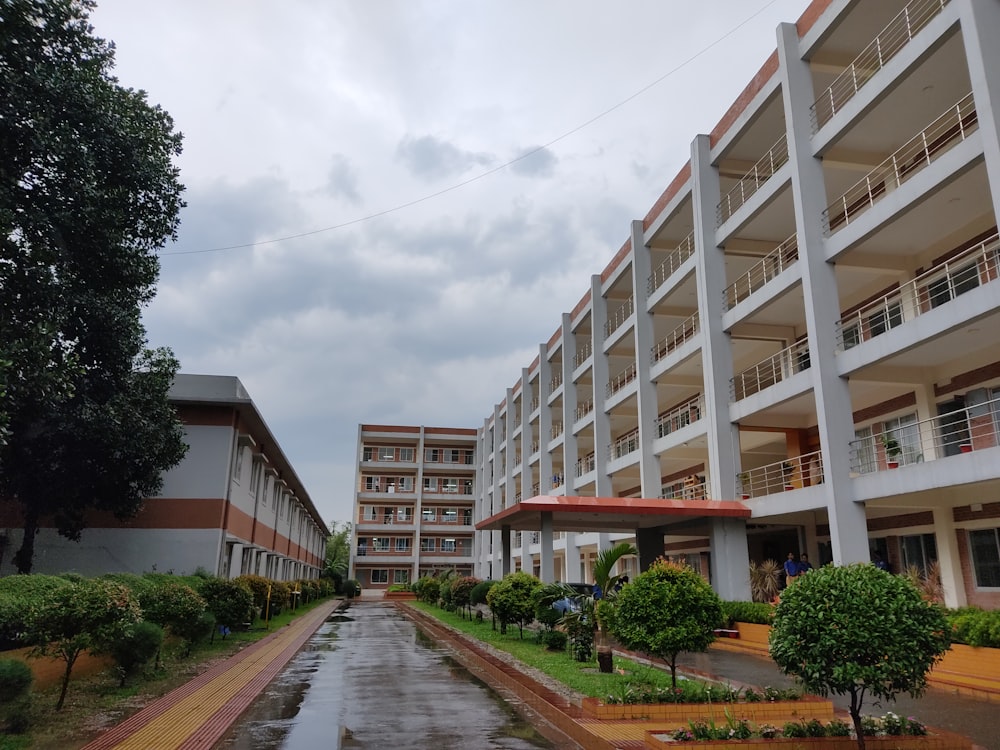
[[581, 695, 833, 724], [646, 729, 972, 750]]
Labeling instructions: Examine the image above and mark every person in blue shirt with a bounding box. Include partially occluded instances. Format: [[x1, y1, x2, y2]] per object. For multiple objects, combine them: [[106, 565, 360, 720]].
[[783, 552, 799, 587], [592, 583, 603, 600], [798, 553, 813, 573]]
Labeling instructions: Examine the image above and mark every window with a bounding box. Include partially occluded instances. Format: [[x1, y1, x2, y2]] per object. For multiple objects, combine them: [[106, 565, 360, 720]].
[[420, 538, 434, 551], [363, 447, 374, 462], [928, 262, 979, 308], [441, 538, 456, 552], [842, 322, 861, 350], [249, 460, 263, 496], [371, 569, 388, 584], [442, 508, 458, 524], [379, 447, 395, 461], [900, 533, 937, 574], [423, 477, 437, 492], [425, 448, 441, 462], [393, 570, 409, 584], [233, 446, 244, 482], [399, 447, 415, 462], [881, 413, 921, 464], [397, 507, 412, 522], [464, 449, 475, 465], [362, 505, 377, 521], [447, 449, 461, 463], [442, 479, 458, 493], [372, 537, 389, 551], [853, 426, 876, 474], [969, 528, 1000, 588], [422, 508, 436, 522], [395, 538, 411, 552], [364, 476, 380, 492]]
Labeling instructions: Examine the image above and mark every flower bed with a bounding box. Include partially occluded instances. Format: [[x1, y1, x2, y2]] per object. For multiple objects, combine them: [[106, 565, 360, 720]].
[[581, 692, 833, 724]]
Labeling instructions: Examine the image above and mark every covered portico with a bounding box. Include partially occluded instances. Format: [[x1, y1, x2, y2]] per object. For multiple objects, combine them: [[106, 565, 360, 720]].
[[476, 495, 753, 600]]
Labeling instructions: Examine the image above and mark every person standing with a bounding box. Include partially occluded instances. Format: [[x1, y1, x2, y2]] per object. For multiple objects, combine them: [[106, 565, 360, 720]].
[[798, 553, 813, 574], [784, 552, 799, 587]]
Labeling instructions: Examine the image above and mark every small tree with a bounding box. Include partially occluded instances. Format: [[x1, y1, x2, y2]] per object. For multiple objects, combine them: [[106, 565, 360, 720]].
[[108, 621, 163, 687], [486, 571, 542, 638], [769, 563, 951, 750], [137, 581, 207, 664], [197, 578, 254, 638], [613, 559, 723, 687], [0, 659, 33, 733], [24, 579, 141, 709], [450, 576, 481, 619]]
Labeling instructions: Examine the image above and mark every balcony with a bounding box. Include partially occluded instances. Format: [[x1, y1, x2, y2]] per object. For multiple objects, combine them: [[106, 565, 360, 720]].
[[661, 478, 707, 501], [739, 451, 824, 499], [732, 339, 811, 401], [551, 422, 564, 440], [823, 93, 978, 235], [849, 396, 1000, 474], [717, 135, 789, 226], [550, 473, 564, 489], [651, 312, 699, 364], [655, 395, 704, 439], [724, 234, 799, 310], [648, 232, 696, 295], [573, 340, 593, 369], [811, 0, 951, 131], [549, 371, 563, 392], [575, 453, 596, 477], [608, 430, 639, 461], [604, 296, 635, 340], [529, 396, 539, 412], [530, 440, 539, 454], [575, 399, 594, 422], [837, 232, 1000, 350], [607, 362, 637, 398]]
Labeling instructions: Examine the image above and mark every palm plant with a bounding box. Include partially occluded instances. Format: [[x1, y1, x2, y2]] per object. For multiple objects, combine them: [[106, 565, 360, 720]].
[[748, 559, 782, 603], [591, 542, 637, 672]]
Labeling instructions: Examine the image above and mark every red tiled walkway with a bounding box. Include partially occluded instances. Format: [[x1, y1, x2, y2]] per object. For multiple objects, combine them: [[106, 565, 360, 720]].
[[80, 601, 338, 750]]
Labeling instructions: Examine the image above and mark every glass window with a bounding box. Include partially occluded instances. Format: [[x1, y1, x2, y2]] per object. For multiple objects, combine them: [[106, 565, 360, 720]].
[[900, 533, 937, 574], [397, 507, 412, 522], [867, 302, 903, 337], [442, 509, 458, 523], [882, 413, 920, 465], [363, 447, 374, 461], [365, 476, 380, 491], [442, 479, 458, 493], [399, 447, 415, 462], [423, 477, 437, 492], [422, 508, 436, 522], [395, 538, 410, 552], [441, 538, 456, 552], [393, 570, 409, 584], [371, 569, 388, 584], [372, 537, 389, 551], [233, 445, 244, 482], [362, 506, 376, 521], [842, 322, 861, 350], [853, 426, 876, 474], [379, 447, 395, 461], [420, 538, 434, 551], [425, 448, 441, 462], [969, 529, 1000, 588]]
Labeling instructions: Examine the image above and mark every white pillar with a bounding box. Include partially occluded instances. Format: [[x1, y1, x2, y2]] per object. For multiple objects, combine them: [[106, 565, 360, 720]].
[[540, 513, 555, 583], [959, 0, 1000, 223], [932, 506, 968, 608], [631, 220, 663, 499], [228, 543, 244, 580]]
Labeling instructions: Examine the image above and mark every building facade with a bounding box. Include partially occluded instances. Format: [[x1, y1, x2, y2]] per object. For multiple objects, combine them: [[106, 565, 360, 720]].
[[476, 0, 1000, 609], [350, 424, 478, 589], [0, 374, 328, 580]]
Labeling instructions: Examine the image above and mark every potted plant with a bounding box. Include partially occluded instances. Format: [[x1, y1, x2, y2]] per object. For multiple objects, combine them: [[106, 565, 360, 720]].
[[737, 471, 751, 500], [882, 432, 902, 468]]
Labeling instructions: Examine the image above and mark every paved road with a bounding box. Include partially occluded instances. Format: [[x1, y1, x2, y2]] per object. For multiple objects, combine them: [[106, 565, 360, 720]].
[[215, 601, 562, 749]]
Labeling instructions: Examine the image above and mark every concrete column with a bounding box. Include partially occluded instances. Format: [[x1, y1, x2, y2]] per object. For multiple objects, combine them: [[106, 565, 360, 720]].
[[257, 552, 268, 577], [636, 527, 665, 572], [228, 543, 244, 580], [690, 135, 741, 499], [959, 0, 1000, 223], [560, 313, 579, 496], [565, 532, 583, 581], [504, 387, 515, 508], [932, 506, 968, 608], [520, 367, 532, 501], [540, 513, 555, 583], [709, 518, 751, 600], [590, 277, 613, 500], [501, 525, 512, 577], [631, 220, 663, 498], [778, 22, 869, 564], [914, 382, 941, 462], [537, 343, 554, 493], [491, 404, 503, 576]]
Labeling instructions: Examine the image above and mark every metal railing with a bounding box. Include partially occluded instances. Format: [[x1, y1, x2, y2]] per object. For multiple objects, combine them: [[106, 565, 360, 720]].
[[551, 422, 564, 439], [604, 296, 635, 340], [549, 371, 563, 392], [732, 339, 812, 400], [655, 394, 705, 439], [724, 234, 799, 309], [575, 453, 596, 477], [717, 134, 789, 226], [513, 413, 521, 428], [573, 339, 593, 369], [609, 430, 640, 461], [550, 473, 564, 489], [661, 480, 707, 501], [606, 362, 638, 397], [651, 312, 700, 364], [513, 453, 522, 467], [530, 440, 539, 454], [849, 396, 1000, 473], [575, 399, 594, 421], [837, 232, 1000, 349], [532, 482, 540, 495], [514, 491, 522, 503], [648, 232, 696, 294], [823, 93, 977, 234], [529, 396, 539, 412], [739, 450, 824, 499], [811, 0, 951, 130]]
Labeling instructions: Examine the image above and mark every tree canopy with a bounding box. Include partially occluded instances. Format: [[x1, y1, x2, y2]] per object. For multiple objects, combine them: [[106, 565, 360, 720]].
[[769, 563, 951, 750], [324, 521, 350, 583], [0, 0, 188, 571], [486, 571, 542, 638]]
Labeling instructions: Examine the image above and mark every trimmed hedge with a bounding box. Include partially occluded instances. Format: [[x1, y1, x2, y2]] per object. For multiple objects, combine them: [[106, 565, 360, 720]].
[[721, 600, 774, 626]]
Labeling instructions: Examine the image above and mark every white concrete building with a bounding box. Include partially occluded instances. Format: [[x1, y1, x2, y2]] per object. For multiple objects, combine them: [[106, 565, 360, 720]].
[[476, 0, 1000, 609], [350, 424, 478, 590], [0, 374, 327, 580]]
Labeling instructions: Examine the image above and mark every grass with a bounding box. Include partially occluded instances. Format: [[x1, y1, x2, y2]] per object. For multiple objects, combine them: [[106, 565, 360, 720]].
[[409, 601, 683, 700], [1, 597, 339, 749]]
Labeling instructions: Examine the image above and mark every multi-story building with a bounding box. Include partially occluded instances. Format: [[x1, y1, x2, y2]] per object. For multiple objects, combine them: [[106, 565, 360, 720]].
[[351, 424, 478, 589], [0, 374, 328, 580], [476, 0, 1000, 609]]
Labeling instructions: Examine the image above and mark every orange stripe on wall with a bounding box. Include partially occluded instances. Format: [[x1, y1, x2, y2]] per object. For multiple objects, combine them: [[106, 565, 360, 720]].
[[709, 51, 780, 148]]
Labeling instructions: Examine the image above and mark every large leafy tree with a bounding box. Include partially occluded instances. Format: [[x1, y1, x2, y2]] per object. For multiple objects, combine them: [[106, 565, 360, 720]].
[[612, 558, 723, 687], [486, 571, 542, 638], [324, 521, 351, 582], [769, 563, 951, 750], [0, 0, 188, 572]]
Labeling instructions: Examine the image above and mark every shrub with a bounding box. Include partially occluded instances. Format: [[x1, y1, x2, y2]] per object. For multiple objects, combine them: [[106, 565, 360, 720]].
[[234, 575, 274, 618], [343, 579, 361, 598], [720, 600, 773, 626], [487, 572, 542, 638], [450, 576, 480, 617], [541, 629, 568, 651], [826, 718, 852, 737], [0, 575, 72, 648], [469, 579, 496, 606], [109, 621, 163, 686], [564, 610, 594, 662], [534, 598, 561, 630], [173, 610, 216, 657], [419, 578, 441, 605], [948, 606, 1000, 648], [0, 659, 32, 703], [197, 578, 255, 635], [748, 559, 782, 603]]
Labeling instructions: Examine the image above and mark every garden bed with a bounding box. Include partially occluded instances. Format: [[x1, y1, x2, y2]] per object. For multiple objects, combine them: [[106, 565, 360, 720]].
[[581, 694, 833, 723], [646, 728, 973, 750]]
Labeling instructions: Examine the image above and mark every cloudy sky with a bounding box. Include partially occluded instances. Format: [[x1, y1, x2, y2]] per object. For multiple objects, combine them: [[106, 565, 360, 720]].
[[88, 0, 812, 526]]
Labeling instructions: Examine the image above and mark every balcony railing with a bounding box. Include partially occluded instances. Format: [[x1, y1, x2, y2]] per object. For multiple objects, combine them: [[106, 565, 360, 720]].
[[532, 482, 540, 495], [513, 413, 521, 428], [604, 296, 635, 340], [849, 396, 1000, 474], [717, 134, 789, 226], [530, 440, 539, 454], [608, 430, 639, 461], [739, 451, 824, 499], [661, 479, 707, 501], [837, 232, 1000, 349], [573, 339, 593, 369], [823, 93, 977, 234], [607, 362, 637, 398], [514, 491, 522, 503], [651, 312, 699, 364], [732, 339, 811, 400], [551, 422, 564, 439], [550, 473, 564, 489], [724, 234, 799, 310], [575, 399, 594, 421], [513, 453, 522, 467], [529, 396, 539, 412], [648, 231, 696, 295], [811, 0, 951, 130], [655, 395, 704, 439], [549, 371, 563, 392], [575, 453, 596, 477]]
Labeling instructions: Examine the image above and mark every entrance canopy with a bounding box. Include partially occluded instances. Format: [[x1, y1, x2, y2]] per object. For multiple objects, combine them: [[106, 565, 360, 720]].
[[476, 495, 751, 533]]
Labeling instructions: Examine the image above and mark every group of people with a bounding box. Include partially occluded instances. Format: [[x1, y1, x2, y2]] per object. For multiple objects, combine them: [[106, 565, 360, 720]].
[[783, 551, 813, 586]]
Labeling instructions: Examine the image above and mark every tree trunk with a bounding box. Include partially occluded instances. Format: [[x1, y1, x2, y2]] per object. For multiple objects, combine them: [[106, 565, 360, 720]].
[[55, 654, 78, 711], [669, 655, 678, 688], [850, 688, 866, 750], [13, 505, 39, 574], [595, 629, 614, 673]]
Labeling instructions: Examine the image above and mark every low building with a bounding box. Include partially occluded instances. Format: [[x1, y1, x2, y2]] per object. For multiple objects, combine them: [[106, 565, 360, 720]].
[[0, 374, 327, 580]]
